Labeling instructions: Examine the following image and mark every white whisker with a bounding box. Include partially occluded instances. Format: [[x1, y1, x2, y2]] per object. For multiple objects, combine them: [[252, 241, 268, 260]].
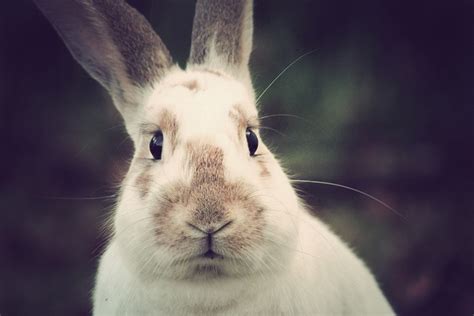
[[256, 49, 318, 102], [291, 179, 406, 220]]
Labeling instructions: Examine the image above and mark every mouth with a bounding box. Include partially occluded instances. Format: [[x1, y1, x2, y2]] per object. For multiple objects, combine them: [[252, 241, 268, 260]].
[[187, 251, 226, 279], [172, 250, 250, 280], [200, 249, 224, 260]]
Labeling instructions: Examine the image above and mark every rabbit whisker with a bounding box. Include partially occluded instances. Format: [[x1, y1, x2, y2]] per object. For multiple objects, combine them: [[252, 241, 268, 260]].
[[258, 126, 287, 137], [256, 49, 318, 102], [38, 194, 118, 201], [291, 179, 406, 220], [260, 113, 307, 121]]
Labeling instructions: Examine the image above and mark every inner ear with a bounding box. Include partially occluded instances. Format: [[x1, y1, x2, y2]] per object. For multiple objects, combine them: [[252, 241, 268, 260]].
[[34, 0, 173, 126], [188, 0, 253, 83]]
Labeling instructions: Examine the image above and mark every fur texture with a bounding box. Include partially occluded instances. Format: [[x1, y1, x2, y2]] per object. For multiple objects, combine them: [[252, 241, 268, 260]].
[[189, 0, 254, 92], [33, 0, 172, 123], [34, 0, 395, 315]]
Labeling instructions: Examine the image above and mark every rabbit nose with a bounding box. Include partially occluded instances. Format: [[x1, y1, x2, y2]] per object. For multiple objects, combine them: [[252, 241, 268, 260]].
[[186, 220, 233, 236], [187, 221, 233, 259]]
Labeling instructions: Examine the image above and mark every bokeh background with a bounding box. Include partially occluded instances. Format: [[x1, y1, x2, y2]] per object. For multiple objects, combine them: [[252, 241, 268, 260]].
[[1, 0, 473, 315]]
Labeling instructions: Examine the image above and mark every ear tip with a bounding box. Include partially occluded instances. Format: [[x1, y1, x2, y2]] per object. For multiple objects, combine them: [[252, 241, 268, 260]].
[[35, 0, 173, 106]]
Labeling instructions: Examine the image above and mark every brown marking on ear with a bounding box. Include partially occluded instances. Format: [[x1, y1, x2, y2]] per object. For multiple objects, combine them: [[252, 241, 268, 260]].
[[35, 0, 172, 96], [158, 109, 179, 152], [93, 0, 172, 86], [189, 0, 253, 68], [134, 163, 153, 198]]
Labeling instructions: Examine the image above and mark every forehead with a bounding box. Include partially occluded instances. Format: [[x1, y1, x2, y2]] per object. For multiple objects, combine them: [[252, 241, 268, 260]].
[[143, 69, 257, 136]]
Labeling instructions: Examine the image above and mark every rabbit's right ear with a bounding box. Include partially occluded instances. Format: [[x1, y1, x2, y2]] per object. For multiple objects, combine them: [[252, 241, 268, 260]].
[[188, 0, 253, 85], [33, 0, 173, 123]]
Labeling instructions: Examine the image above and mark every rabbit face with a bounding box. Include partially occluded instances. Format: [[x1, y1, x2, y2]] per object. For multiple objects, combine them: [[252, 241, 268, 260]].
[[113, 68, 301, 280], [34, 0, 302, 281], [36, 2, 395, 314]]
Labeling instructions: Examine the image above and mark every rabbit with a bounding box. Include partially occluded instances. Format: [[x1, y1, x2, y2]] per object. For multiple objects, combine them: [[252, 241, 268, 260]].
[[34, 0, 395, 315]]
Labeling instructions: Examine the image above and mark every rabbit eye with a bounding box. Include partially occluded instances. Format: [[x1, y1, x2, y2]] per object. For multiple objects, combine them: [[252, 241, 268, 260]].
[[246, 128, 258, 156], [149, 131, 163, 160]]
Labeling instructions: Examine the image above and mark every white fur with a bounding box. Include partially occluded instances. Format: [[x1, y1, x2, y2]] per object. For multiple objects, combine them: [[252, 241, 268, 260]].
[[33, 0, 394, 313], [95, 215, 393, 315], [93, 69, 394, 315]]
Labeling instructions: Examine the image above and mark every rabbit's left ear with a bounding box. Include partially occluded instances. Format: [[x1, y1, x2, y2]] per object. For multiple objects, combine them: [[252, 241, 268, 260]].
[[188, 0, 253, 85], [33, 0, 173, 124]]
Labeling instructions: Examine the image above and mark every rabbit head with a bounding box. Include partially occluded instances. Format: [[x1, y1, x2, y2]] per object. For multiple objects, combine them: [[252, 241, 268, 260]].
[[35, 0, 302, 281]]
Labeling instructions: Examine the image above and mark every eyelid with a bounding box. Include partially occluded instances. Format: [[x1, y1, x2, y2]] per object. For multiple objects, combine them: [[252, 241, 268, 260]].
[[247, 117, 260, 130], [139, 123, 161, 135]]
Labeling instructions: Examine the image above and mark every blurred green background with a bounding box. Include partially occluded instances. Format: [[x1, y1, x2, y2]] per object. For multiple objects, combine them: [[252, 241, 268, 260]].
[[1, 0, 473, 315]]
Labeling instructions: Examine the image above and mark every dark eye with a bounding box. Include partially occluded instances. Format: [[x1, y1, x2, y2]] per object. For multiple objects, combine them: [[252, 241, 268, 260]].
[[246, 128, 258, 156], [149, 131, 163, 160]]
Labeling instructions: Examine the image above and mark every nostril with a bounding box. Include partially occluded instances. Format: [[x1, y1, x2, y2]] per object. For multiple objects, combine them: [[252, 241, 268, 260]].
[[187, 222, 205, 233], [212, 220, 233, 234], [186, 220, 233, 235]]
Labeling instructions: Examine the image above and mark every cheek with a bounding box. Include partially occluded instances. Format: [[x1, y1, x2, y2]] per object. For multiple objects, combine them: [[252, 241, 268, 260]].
[[152, 203, 173, 235], [152, 202, 188, 247], [223, 219, 264, 253], [253, 182, 300, 245], [257, 157, 299, 213], [265, 209, 300, 261], [114, 189, 153, 250], [217, 201, 265, 252], [113, 167, 159, 243]]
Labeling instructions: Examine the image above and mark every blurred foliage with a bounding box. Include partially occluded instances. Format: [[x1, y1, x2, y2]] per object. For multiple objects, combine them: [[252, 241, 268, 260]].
[[1, 0, 473, 315]]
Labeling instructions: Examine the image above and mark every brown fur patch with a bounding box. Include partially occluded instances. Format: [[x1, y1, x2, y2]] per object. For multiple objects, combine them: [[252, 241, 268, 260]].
[[256, 157, 271, 177], [153, 142, 265, 255], [158, 109, 179, 152], [229, 104, 248, 134], [93, 0, 172, 85], [182, 80, 199, 91], [173, 79, 200, 91], [188, 143, 225, 184], [189, 0, 252, 66], [134, 163, 152, 198], [187, 143, 230, 230], [202, 69, 225, 77]]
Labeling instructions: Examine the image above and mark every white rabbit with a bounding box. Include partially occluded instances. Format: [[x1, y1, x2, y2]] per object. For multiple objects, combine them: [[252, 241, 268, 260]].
[[34, 0, 395, 314]]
